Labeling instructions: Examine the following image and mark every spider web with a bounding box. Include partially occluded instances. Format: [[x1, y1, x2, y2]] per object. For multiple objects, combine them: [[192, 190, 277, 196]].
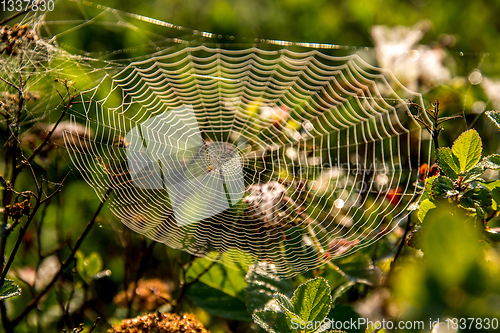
[[3, 1, 432, 277]]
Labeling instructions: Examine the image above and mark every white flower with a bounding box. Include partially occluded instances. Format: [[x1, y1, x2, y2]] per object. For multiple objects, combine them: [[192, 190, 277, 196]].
[[371, 21, 450, 91], [482, 77, 500, 109]]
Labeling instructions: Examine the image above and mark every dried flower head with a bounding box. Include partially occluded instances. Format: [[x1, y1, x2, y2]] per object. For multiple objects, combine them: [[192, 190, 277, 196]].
[[4, 198, 31, 220], [108, 313, 208, 333], [113, 278, 172, 312], [243, 181, 305, 235], [0, 24, 38, 56], [244, 181, 287, 223]]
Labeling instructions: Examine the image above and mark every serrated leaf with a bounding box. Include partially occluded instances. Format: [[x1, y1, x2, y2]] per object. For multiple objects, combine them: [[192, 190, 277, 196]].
[[185, 257, 251, 321], [187, 257, 247, 299], [253, 310, 294, 333], [435, 148, 460, 179], [492, 190, 500, 210], [326, 305, 361, 333], [480, 181, 500, 210], [186, 283, 252, 321], [486, 110, 500, 129], [475, 203, 487, 219], [418, 199, 436, 222], [484, 227, 500, 242], [461, 187, 492, 208], [481, 180, 500, 192], [425, 175, 438, 194], [451, 129, 482, 173], [274, 292, 300, 323], [245, 262, 295, 314], [482, 154, 500, 170], [462, 165, 484, 183], [365, 322, 387, 333], [333, 254, 382, 286], [431, 176, 456, 199], [0, 279, 21, 300], [291, 277, 331, 331]]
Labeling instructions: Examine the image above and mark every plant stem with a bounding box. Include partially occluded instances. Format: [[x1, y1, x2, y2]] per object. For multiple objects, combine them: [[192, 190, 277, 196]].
[[173, 254, 219, 313], [385, 213, 412, 286], [125, 240, 156, 317], [0, 0, 45, 25], [10, 187, 112, 328]]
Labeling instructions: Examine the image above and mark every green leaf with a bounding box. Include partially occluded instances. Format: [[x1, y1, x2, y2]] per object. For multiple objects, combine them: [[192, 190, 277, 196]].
[[462, 165, 484, 183], [76, 251, 103, 283], [365, 322, 387, 333], [0, 279, 21, 300], [431, 176, 456, 199], [333, 254, 381, 286], [245, 262, 295, 314], [482, 154, 500, 170], [424, 175, 438, 195], [418, 199, 436, 222], [85, 252, 103, 277], [274, 292, 301, 323], [451, 129, 482, 173], [185, 257, 251, 321], [486, 110, 500, 129], [291, 277, 331, 331], [480, 181, 500, 210], [492, 189, 500, 210], [253, 310, 294, 333], [331, 280, 355, 301], [435, 148, 460, 179], [187, 257, 247, 299], [326, 304, 362, 333], [481, 180, 500, 192], [460, 187, 492, 208], [484, 227, 500, 242], [186, 282, 252, 321]]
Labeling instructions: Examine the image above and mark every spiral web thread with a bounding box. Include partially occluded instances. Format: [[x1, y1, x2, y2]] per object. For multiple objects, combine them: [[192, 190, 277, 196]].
[[5, 1, 431, 277]]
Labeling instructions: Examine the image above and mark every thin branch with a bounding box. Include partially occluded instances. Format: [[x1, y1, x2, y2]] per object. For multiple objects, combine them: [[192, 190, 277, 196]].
[[40, 171, 71, 204], [0, 0, 45, 26], [385, 213, 413, 286], [16, 109, 67, 172], [126, 240, 156, 317], [88, 317, 101, 333], [0, 201, 41, 285], [0, 77, 20, 92], [173, 254, 220, 312], [10, 188, 112, 327], [24, 160, 41, 197], [0, 302, 10, 332]]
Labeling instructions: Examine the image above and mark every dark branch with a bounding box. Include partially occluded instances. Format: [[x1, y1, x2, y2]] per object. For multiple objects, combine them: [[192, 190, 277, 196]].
[[10, 188, 112, 327]]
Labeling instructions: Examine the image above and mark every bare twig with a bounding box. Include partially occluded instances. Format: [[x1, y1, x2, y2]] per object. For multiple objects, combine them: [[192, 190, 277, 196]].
[[173, 254, 220, 312], [385, 213, 413, 286], [88, 317, 101, 333], [408, 100, 463, 151], [0, 77, 20, 92], [40, 171, 71, 204], [125, 240, 156, 317], [10, 187, 112, 328], [0, 0, 45, 26], [16, 107, 67, 173], [0, 201, 42, 284]]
